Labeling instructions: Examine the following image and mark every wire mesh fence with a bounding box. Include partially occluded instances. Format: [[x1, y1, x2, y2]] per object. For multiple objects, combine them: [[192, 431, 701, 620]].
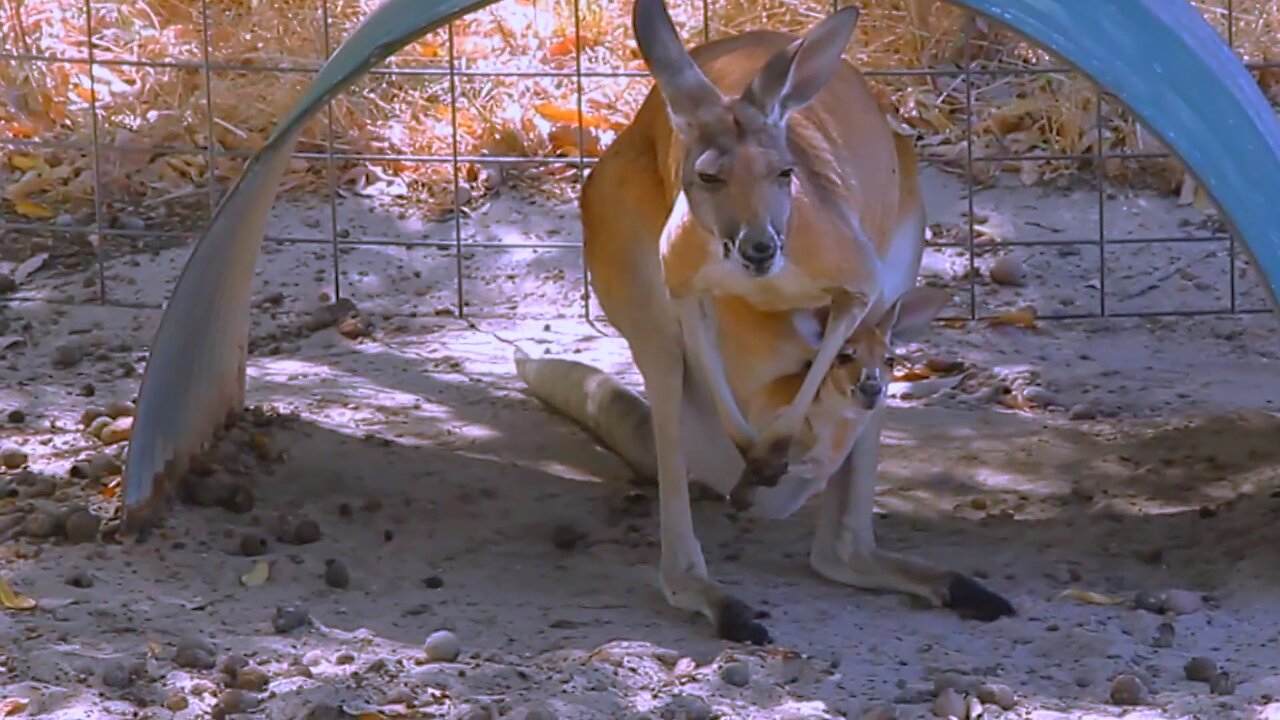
[[1, 0, 1278, 322]]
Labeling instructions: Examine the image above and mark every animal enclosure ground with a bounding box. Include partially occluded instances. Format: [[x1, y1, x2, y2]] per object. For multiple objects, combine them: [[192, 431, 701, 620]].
[[2, 168, 1280, 719]]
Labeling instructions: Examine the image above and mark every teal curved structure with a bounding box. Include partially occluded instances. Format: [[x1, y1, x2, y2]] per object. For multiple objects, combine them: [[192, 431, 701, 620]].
[[121, 0, 1280, 528]]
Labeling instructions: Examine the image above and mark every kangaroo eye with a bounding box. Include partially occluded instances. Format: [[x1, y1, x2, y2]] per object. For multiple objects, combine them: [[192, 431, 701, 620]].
[[697, 172, 724, 185], [777, 168, 795, 180]]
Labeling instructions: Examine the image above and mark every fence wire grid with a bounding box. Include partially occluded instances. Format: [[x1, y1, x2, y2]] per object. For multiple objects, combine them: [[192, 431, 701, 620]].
[[0, 0, 1277, 323]]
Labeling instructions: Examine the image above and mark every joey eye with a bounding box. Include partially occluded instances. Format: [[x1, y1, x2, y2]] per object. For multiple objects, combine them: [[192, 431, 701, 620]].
[[777, 168, 795, 181], [697, 172, 724, 186]]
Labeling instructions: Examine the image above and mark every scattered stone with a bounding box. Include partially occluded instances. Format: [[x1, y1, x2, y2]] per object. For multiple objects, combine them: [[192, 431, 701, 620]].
[[425, 630, 461, 662], [105, 400, 135, 418], [70, 453, 122, 480], [7, 409, 24, 423], [101, 660, 136, 688], [976, 683, 1017, 710], [1021, 386, 1058, 408], [1210, 671, 1236, 696], [220, 654, 249, 680], [63, 508, 100, 544], [273, 605, 310, 634], [550, 522, 584, 551], [211, 689, 257, 719], [1185, 656, 1217, 682], [334, 650, 356, 665], [424, 575, 444, 590], [52, 341, 86, 369], [81, 407, 108, 427], [1163, 589, 1203, 615], [231, 666, 269, 692], [1152, 622, 1176, 648], [1068, 403, 1098, 421], [174, 639, 217, 670], [336, 313, 372, 339], [66, 570, 95, 588], [893, 682, 934, 704], [163, 691, 189, 712], [520, 704, 558, 720], [99, 416, 133, 445], [219, 483, 255, 514], [989, 256, 1027, 286], [0, 272, 14, 294], [658, 694, 712, 720], [22, 507, 64, 538], [1134, 590, 1167, 614], [1, 446, 27, 469], [719, 661, 750, 687], [932, 688, 966, 718], [284, 663, 313, 679], [287, 517, 321, 545], [323, 558, 350, 589], [964, 696, 983, 719], [238, 533, 268, 557], [860, 704, 899, 720], [1109, 674, 1147, 706]]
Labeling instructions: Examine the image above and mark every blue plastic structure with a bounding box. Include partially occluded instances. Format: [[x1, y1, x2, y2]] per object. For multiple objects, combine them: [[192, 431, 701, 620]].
[[120, 0, 1280, 529]]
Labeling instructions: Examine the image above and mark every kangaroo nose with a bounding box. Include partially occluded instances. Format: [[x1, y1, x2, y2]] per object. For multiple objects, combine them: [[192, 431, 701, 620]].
[[738, 236, 778, 267]]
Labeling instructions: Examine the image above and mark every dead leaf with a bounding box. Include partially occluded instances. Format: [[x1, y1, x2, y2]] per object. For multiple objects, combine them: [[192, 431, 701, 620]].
[[0, 698, 30, 716], [13, 200, 53, 219], [893, 366, 936, 382], [0, 576, 37, 610], [988, 306, 1038, 329], [1178, 173, 1196, 206], [546, 35, 577, 57], [1058, 587, 1127, 606], [533, 102, 617, 131], [239, 560, 271, 587], [99, 477, 121, 499], [13, 252, 47, 284], [7, 153, 43, 172]]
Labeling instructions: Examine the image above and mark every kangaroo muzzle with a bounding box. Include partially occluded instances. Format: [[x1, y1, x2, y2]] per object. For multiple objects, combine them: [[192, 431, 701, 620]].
[[735, 227, 781, 276]]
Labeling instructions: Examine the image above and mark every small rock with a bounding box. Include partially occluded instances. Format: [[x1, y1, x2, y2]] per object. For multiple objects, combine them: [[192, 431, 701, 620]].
[[288, 517, 321, 545], [932, 688, 966, 718], [976, 683, 1016, 710], [336, 313, 372, 339], [1210, 671, 1236, 696], [218, 483, 255, 514], [964, 696, 983, 719], [105, 400, 135, 418], [1021, 386, 1058, 408], [334, 651, 356, 665], [66, 570, 95, 588], [719, 661, 750, 687], [1110, 674, 1147, 706], [99, 416, 133, 445], [989, 256, 1027, 286], [273, 605, 310, 634], [81, 407, 109, 427], [1163, 589, 1203, 615], [231, 666, 269, 692], [658, 694, 712, 720], [550, 522, 584, 550], [1134, 590, 1167, 613], [424, 575, 444, 590], [323, 558, 350, 589], [64, 508, 100, 544], [519, 704, 558, 720], [174, 639, 217, 670], [163, 691, 189, 712], [1152, 622, 1176, 648], [7, 409, 25, 423], [101, 660, 136, 688], [1, 446, 27, 469], [893, 682, 934, 704], [70, 453, 122, 480], [425, 630, 461, 662], [22, 508, 64, 538], [52, 341, 86, 369], [859, 704, 899, 720], [1185, 656, 1218, 682], [220, 654, 249, 680], [0, 272, 14, 294], [211, 689, 257, 719], [238, 533, 268, 557], [284, 663, 313, 679], [1068, 403, 1098, 421]]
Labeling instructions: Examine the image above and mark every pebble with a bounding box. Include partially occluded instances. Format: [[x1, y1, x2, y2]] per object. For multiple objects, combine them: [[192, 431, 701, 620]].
[[288, 517, 321, 544], [550, 522, 584, 550], [163, 691, 189, 711], [0, 272, 14, 294], [210, 690, 256, 719], [1152, 622, 1176, 648], [323, 558, 350, 589], [99, 416, 133, 445], [219, 483, 255, 514], [860, 705, 899, 720], [1021, 386, 1058, 408], [1210, 671, 1236, 696], [101, 660, 136, 688], [232, 666, 269, 692], [1185, 656, 1217, 682], [238, 533, 268, 557], [22, 507, 64, 538], [52, 341, 86, 369], [7, 409, 24, 423], [66, 570, 95, 588], [64, 508, 100, 544], [520, 704, 558, 720], [658, 694, 712, 720], [976, 683, 1017, 710], [424, 575, 445, 589], [1067, 403, 1098, 420], [1134, 590, 1167, 613], [1163, 589, 1203, 615], [1, 446, 27, 469], [719, 661, 750, 687], [932, 688, 967, 718], [174, 639, 217, 670], [105, 400, 135, 418], [424, 630, 461, 662], [1109, 674, 1147, 706], [273, 605, 310, 634], [335, 651, 356, 665], [989, 256, 1027, 286]]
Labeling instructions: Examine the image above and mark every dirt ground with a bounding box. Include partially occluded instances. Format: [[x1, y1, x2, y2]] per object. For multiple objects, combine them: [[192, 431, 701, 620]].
[[2, 165, 1280, 720]]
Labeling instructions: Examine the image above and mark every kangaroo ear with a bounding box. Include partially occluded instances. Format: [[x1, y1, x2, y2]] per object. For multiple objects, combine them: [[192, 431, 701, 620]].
[[740, 5, 860, 125], [878, 285, 951, 344], [633, 0, 725, 138]]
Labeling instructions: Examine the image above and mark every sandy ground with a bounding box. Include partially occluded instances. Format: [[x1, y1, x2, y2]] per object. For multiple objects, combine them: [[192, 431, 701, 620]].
[[2, 166, 1280, 720]]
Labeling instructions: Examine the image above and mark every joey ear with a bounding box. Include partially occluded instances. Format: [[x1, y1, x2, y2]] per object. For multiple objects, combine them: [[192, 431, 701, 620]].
[[632, 0, 725, 137], [879, 285, 951, 344], [741, 5, 860, 124]]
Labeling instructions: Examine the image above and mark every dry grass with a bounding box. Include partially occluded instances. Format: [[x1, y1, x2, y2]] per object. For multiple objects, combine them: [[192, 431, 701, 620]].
[[1, 0, 1278, 226]]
